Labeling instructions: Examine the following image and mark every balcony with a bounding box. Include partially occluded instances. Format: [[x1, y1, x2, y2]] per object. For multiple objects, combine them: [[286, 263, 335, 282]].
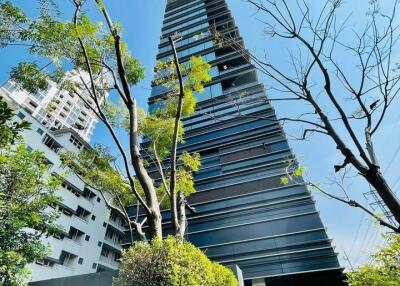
[[103, 237, 122, 252], [98, 255, 119, 270], [107, 218, 126, 235]]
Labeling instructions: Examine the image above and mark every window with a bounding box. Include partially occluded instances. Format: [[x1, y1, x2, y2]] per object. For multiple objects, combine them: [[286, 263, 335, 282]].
[[76, 206, 90, 220], [159, 41, 214, 62], [85, 235, 90, 241], [31, 89, 46, 101], [69, 135, 83, 149], [42, 134, 63, 153], [2, 81, 17, 93], [97, 197, 101, 203], [101, 248, 109, 257], [106, 229, 113, 239], [158, 30, 211, 53], [91, 215, 96, 221], [60, 206, 73, 216], [36, 259, 55, 267], [62, 181, 82, 197], [150, 84, 173, 97], [164, 8, 206, 26], [83, 188, 93, 199], [59, 251, 76, 266], [103, 222, 107, 227], [114, 253, 121, 262], [110, 213, 117, 222], [36, 128, 44, 135], [67, 226, 84, 241], [163, 15, 208, 35], [194, 83, 223, 101], [166, 0, 203, 17], [162, 22, 209, 42], [27, 146, 33, 152], [98, 241, 102, 247], [28, 101, 38, 108], [16, 112, 25, 119], [165, 2, 205, 20], [78, 257, 84, 264], [92, 263, 97, 269]]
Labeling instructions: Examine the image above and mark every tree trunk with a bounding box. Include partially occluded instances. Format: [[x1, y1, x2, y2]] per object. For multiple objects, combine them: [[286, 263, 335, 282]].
[[132, 221, 147, 242], [365, 167, 400, 225], [169, 36, 186, 237], [177, 191, 187, 238], [129, 99, 162, 239]]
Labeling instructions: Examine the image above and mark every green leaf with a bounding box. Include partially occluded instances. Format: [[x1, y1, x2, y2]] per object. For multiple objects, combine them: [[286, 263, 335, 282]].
[[0, 141, 62, 284], [280, 177, 289, 185], [293, 166, 304, 177]]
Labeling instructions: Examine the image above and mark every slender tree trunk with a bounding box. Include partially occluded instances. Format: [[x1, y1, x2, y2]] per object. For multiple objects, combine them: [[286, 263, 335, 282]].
[[129, 99, 162, 239], [177, 191, 186, 238], [169, 36, 186, 237]]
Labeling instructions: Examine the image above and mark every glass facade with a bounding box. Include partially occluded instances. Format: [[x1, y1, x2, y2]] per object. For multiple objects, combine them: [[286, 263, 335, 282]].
[[129, 0, 345, 285]]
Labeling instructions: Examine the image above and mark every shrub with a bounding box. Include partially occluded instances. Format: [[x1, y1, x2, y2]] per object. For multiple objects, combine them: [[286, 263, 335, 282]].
[[113, 236, 238, 286]]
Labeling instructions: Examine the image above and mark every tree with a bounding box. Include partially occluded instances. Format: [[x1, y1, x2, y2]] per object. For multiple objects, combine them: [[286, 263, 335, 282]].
[[215, 0, 400, 231], [0, 97, 30, 148], [0, 0, 212, 246], [347, 234, 400, 286], [2, 0, 211, 240], [113, 236, 238, 286], [280, 159, 400, 232], [0, 100, 62, 286]]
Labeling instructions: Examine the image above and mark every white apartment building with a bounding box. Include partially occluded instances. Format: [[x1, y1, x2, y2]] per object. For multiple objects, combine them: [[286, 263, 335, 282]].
[[0, 73, 125, 282], [1, 70, 108, 143]]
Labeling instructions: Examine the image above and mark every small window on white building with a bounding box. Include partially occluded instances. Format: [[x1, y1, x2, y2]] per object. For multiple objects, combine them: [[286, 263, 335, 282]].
[[16, 112, 25, 119]]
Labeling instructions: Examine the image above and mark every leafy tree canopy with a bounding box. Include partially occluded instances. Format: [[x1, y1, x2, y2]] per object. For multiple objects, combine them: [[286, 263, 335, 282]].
[[347, 234, 400, 286], [0, 144, 63, 284], [113, 236, 238, 286], [3, 0, 145, 88], [0, 98, 63, 285], [59, 145, 135, 207], [0, 97, 30, 148]]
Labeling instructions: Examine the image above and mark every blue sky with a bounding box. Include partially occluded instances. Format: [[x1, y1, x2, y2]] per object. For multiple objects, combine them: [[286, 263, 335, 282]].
[[1, 0, 400, 269]]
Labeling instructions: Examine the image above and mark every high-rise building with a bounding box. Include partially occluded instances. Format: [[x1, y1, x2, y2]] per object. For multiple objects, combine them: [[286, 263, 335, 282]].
[[1, 72, 125, 282], [1, 70, 107, 143], [130, 1, 345, 285]]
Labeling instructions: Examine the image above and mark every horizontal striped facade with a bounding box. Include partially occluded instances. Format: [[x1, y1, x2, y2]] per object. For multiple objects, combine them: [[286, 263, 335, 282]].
[[127, 0, 344, 285]]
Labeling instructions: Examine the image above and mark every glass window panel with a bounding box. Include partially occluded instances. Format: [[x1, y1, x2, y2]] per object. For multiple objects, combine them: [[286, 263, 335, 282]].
[[166, 1, 204, 18], [164, 8, 206, 26]]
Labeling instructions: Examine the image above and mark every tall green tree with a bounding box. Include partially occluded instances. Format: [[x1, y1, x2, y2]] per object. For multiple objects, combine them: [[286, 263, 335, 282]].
[[0, 100, 62, 286], [3, 0, 210, 240]]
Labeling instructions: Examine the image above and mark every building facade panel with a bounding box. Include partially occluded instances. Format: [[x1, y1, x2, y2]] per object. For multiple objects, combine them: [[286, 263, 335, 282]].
[[129, 0, 345, 285]]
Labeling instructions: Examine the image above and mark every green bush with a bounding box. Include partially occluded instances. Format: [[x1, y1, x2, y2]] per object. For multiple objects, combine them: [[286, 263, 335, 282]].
[[113, 236, 238, 286]]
